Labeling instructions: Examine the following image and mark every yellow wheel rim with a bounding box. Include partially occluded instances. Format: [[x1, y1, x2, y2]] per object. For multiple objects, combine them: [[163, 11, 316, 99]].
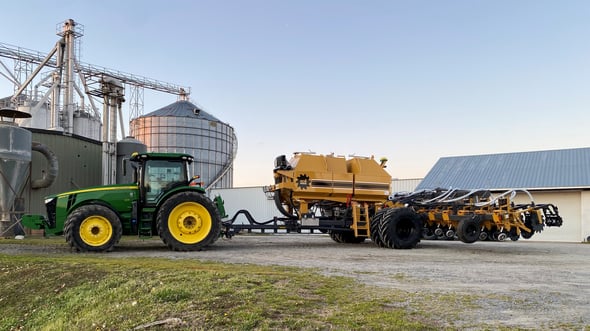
[[168, 201, 212, 244], [80, 215, 113, 247]]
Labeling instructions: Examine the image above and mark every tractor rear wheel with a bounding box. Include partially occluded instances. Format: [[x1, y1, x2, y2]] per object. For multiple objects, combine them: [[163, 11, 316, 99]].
[[64, 204, 122, 252], [457, 217, 480, 244], [378, 208, 422, 249], [370, 209, 388, 247], [157, 191, 221, 251]]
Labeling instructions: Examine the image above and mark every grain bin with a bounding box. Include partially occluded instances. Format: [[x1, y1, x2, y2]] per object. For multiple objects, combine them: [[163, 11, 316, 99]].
[[130, 100, 237, 188]]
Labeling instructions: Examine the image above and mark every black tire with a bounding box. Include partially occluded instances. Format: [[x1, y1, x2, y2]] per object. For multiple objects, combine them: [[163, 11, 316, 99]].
[[64, 204, 122, 252], [329, 231, 366, 243], [521, 228, 534, 239], [478, 231, 489, 241], [521, 213, 536, 239], [370, 209, 388, 247], [378, 208, 422, 249], [457, 217, 480, 244], [329, 231, 342, 243], [157, 191, 221, 251], [421, 227, 437, 240]]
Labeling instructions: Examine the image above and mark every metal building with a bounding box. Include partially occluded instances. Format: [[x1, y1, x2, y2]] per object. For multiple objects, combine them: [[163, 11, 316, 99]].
[[130, 100, 237, 189], [416, 147, 590, 243], [26, 129, 102, 215], [391, 178, 422, 193]]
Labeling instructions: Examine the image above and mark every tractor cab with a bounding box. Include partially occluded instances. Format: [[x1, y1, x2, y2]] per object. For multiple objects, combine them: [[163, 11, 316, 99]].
[[130, 152, 196, 205]]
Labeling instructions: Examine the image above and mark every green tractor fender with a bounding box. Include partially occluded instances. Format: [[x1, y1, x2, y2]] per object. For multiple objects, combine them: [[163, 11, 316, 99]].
[[154, 185, 207, 207], [154, 185, 226, 219]]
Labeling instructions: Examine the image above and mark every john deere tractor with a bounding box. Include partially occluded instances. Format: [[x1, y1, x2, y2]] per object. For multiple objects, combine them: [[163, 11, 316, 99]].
[[23, 152, 222, 252]]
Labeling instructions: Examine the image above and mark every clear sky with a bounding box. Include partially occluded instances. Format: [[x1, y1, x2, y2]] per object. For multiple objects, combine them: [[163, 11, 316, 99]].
[[1, 1, 589, 187]]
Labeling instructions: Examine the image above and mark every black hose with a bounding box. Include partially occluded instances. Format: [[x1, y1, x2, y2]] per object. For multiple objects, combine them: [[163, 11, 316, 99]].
[[222, 209, 290, 226], [273, 189, 298, 219]]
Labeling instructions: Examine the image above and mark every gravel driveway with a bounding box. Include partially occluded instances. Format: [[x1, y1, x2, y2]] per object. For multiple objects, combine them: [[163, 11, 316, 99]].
[[2, 234, 589, 329]]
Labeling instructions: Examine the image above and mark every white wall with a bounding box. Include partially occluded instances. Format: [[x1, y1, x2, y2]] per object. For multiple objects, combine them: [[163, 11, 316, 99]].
[[209, 186, 278, 223], [515, 190, 583, 243], [581, 191, 590, 242]]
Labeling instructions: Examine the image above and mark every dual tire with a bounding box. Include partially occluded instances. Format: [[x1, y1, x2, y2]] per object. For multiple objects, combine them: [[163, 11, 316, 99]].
[[370, 208, 422, 249]]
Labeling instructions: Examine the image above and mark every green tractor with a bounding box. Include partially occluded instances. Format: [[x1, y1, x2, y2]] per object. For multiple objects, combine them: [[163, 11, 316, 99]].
[[22, 152, 223, 252]]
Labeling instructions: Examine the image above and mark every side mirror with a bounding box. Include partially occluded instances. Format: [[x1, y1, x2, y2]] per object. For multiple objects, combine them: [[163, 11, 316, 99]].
[[189, 175, 203, 187]]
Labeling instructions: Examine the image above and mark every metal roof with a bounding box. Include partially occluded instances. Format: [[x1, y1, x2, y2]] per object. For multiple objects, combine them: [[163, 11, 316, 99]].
[[143, 100, 221, 122], [416, 147, 590, 190]]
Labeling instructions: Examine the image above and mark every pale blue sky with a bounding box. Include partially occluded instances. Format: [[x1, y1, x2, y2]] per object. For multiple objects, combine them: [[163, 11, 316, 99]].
[[1, 1, 589, 187]]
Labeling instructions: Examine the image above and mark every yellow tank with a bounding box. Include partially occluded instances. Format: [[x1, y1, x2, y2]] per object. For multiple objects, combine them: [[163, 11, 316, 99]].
[[271, 152, 391, 217]]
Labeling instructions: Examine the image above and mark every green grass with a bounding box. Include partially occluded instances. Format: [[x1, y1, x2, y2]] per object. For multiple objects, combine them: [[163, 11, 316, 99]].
[[0, 252, 439, 330], [2, 237, 586, 330]]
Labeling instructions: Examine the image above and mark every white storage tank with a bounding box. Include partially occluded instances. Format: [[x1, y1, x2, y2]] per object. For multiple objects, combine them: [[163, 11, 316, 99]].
[[130, 100, 237, 188], [17, 101, 50, 130], [73, 110, 101, 141]]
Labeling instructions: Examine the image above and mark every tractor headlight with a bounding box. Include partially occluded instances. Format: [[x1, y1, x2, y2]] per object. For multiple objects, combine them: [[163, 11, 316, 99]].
[[44, 197, 56, 205]]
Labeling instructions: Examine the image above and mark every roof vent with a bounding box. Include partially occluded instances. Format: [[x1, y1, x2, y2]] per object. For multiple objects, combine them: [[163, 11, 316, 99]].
[[193, 108, 200, 116]]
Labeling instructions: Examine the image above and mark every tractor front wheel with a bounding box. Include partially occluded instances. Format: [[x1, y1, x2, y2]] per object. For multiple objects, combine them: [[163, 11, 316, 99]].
[[64, 204, 122, 252], [157, 191, 221, 251]]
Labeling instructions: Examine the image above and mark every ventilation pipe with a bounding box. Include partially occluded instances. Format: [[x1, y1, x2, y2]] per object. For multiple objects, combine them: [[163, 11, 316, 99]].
[[31, 141, 58, 189]]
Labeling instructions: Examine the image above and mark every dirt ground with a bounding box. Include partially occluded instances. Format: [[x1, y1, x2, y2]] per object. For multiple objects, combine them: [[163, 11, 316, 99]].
[[2, 234, 589, 329]]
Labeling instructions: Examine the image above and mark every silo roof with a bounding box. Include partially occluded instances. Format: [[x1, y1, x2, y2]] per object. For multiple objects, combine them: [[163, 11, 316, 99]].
[[143, 100, 221, 122]]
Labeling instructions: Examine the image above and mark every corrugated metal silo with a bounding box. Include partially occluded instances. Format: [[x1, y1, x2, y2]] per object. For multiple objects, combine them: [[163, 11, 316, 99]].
[[17, 101, 50, 129], [130, 100, 237, 189], [16, 101, 101, 141], [73, 111, 101, 141]]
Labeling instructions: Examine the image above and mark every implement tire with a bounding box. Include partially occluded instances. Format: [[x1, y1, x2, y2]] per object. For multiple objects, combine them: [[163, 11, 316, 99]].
[[521, 212, 537, 239], [64, 204, 122, 252], [457, 217, 480, 244], [329, 231, 366, 244], [157, 191, 221, 251], [370, 209, 388, 247], [378, 208, 422, 249]]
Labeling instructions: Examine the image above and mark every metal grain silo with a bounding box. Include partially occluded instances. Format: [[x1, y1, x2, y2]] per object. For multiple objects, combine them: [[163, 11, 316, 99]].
[[130, 100, 237, 189], [73, 111, 101, 141]]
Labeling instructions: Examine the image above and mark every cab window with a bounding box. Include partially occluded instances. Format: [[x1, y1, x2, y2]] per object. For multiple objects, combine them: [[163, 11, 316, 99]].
[[145, 160, 187, 202]]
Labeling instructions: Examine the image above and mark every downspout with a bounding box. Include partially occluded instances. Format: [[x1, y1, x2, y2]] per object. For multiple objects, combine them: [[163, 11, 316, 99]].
[[31, 141, 58, 189]]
